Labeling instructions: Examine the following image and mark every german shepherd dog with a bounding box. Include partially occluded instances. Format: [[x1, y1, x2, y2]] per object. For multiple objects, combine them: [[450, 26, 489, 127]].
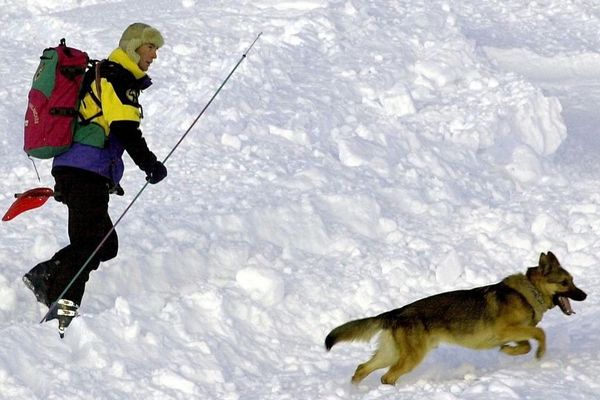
[[325, 252, 587, 385]]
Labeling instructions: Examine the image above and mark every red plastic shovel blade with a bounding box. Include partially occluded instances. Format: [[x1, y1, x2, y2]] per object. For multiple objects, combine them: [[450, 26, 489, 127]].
[[2, 187, 54, 222]]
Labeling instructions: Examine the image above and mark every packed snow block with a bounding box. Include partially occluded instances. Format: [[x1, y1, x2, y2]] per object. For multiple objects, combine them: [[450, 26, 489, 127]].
[[236, 267, 285, 306], [510, 93, 566, 156]]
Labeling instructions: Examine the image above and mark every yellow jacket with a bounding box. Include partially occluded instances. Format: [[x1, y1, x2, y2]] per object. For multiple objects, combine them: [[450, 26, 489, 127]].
[[75, 48, 148, 146], [53, 48, 157, 184]]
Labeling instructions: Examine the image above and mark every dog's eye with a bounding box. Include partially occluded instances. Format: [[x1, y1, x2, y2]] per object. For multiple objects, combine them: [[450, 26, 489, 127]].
[[560, 279, 569, 286]]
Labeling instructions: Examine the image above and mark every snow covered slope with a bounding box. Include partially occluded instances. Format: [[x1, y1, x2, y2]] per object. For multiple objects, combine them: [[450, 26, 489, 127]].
[[1, 0, 599, 399]]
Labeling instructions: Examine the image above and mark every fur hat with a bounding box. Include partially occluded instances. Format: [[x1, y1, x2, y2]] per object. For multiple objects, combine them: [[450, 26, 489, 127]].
[[119, 23, 165, 64]]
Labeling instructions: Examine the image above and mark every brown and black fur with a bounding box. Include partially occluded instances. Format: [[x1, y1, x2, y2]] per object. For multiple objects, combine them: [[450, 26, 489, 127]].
[[325, 252, 587, 385]]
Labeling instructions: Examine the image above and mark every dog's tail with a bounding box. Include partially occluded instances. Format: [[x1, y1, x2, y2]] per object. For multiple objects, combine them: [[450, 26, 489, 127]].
[[325, 316, 383, 351]]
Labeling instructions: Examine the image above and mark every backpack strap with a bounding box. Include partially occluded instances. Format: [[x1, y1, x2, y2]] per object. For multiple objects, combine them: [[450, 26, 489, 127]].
[[78, 59, 104, 125], [94, 61, 103, 101]]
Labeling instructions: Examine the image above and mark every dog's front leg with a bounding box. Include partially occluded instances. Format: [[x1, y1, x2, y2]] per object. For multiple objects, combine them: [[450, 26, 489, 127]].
[[534, 328, 546, 359], [497, 326, 546, 359]]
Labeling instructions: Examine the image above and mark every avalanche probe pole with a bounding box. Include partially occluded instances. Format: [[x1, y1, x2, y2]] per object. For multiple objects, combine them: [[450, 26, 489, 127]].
[[41, 32, 263, 326]]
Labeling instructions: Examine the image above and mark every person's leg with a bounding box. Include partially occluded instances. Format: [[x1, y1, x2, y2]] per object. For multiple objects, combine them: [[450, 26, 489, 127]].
[[23, 258, 59, 307], [47, 168, 118, 306]]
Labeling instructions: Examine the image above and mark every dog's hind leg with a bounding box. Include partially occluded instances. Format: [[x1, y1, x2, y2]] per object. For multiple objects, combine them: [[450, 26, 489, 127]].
[[351, 331, 398, 384], [380, 330, 430, 385], [380, 346, 428, 385], [500, 340, 531, 356]]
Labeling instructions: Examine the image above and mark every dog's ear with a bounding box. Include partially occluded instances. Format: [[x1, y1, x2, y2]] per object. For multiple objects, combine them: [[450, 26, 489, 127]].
[[539, 251, 560, 275], [546, 251, 560, 265], [539, 252, 550, 275]]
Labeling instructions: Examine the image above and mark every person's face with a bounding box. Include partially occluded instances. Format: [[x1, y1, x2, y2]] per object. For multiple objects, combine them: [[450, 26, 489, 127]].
[[136, 43, 158, 71]]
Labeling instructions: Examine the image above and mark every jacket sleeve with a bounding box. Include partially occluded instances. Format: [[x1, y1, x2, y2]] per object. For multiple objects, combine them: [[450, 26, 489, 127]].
[[110, 121, 157, 172]]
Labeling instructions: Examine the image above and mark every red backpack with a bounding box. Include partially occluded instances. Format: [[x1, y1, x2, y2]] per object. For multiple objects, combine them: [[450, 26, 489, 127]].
[[24, 39, 89, 159]]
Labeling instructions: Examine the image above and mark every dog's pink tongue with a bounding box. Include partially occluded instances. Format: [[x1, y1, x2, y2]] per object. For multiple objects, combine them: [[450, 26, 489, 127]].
[[560, 297, 575, 315]]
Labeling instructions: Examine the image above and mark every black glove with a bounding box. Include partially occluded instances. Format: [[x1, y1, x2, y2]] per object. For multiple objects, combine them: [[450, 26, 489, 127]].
[[145, 161, 167, 184], [53, 190, 65, 203], [53, 181, 65, 203], [108, 183, 125, 196]]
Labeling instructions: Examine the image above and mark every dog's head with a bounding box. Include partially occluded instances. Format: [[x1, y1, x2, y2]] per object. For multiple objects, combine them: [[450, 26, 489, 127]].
[[531, 251, 587, 315]]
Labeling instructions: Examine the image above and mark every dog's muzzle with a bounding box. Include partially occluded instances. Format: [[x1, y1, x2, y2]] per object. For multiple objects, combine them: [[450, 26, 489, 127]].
[[554, 288, 587, 315]]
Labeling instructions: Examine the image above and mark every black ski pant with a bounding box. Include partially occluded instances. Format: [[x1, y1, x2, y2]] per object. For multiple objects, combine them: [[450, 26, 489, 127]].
[[47, 167, 118, 306]]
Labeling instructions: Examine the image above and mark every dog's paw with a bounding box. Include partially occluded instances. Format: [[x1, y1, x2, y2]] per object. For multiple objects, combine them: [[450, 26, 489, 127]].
[[380, 373, 399, 386], [535, 345, 546, 359], [500, 341, 531, 356]]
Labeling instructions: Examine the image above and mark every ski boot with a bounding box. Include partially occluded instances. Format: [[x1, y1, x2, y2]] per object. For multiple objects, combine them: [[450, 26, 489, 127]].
[[23, 260, 59, 307], [46, 299, 79, 338]]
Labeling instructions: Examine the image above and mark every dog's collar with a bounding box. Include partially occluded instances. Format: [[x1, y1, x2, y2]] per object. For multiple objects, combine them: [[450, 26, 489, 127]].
[[523, 278, 546, 308], [503, 273, 548, 323]]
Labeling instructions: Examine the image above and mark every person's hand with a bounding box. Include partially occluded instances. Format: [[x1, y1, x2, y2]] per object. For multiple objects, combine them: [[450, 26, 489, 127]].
[[145, 161, 167, 184], [109, 183, 125, 196], [53, 182, 65, 203]]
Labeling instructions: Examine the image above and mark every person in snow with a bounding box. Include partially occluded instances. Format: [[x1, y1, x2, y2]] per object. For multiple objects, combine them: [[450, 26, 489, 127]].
[[23, 23, 168, 336]]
